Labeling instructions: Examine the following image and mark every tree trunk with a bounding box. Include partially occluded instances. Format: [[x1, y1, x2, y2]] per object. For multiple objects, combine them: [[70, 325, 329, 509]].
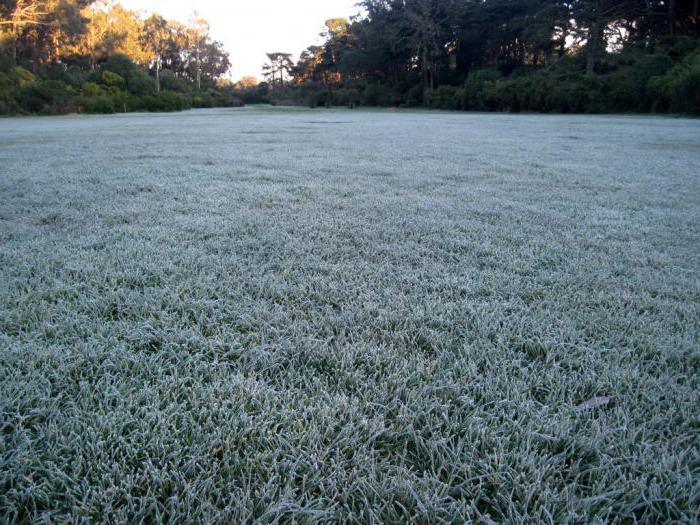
[[586, 19, 601, 74], [155, 59, 161, 92], [196, 46, 201, 90], [558, 33, 566, 59], [11, 17, 18, 65], [669, 0, 677, 35]]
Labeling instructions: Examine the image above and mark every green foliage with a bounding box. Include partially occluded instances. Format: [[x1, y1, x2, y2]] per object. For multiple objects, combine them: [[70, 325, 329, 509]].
[[159, 70, 190, 93], [0, 72, 12, 90], [332, 87, 362, 108], [0, 74, 17, 115], [271, 42, 699, 115], [18, 80, 74, 114], [81, 82, 102, 97], [668, 59, 700, 115], [235, 86, 270, 105], [8, 66, 36, 87], [100, 55, 155, 96], [463, 69, 503, 110], [650, 51, 700, 114], [284, 0, 699, 115], [101, 70, 126, 89], [361, 84, 403, 106], [402, 48, 697, 115], [78, 94, 117, 114], [424, 86, 465, 110], [142, 91, 185, 112], [0, 52, 239, 115], [404, 84, 425, 107], [39, 63, 86, 89]]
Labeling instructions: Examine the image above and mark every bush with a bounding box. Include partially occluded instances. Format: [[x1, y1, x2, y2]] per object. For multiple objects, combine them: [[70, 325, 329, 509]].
[[332, 88, 362, 108], [143, 91, 185, 112], [8, 66, 36, 87], [159, 70, 190, 93], [650, 51, 700, 115], [210, 90, 244, 108], [101, 54, 155, 96], [0, 71, 12, 90], [669, 63, 700, 115], [192, 94, 212, 108], [38, 63, 86, 89], [18, 80, 73, 113], [0, 76, 18, 114], [81, 82, 103, 97], [236, 87, 269, 104], [101, 70, 126, 89], [78, 95, 116, 114], [361, 84, 403, 106], [463, 69, 503, 110], [404, 84, 424, 107], [307, 88, 333, 108], [424, 85, 464, 110]]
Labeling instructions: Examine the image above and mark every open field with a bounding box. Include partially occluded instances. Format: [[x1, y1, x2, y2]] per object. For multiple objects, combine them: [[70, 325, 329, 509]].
[[1, 107, 699, 522]]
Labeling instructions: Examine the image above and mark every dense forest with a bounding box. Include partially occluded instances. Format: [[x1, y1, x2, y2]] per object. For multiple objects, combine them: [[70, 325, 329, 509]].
[[276, 0, 700, 114], [0, 0, 240, 114], [2, 0, 700, 115]]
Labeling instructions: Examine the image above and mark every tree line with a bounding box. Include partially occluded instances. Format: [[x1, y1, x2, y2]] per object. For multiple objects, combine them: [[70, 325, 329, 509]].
[[3, 0, 699, 115], [268, 0, 700, 114], [0, 0, 237, 114]]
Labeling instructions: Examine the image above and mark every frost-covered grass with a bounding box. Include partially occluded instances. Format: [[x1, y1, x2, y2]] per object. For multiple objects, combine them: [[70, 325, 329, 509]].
[[1, 107, 699, 523]]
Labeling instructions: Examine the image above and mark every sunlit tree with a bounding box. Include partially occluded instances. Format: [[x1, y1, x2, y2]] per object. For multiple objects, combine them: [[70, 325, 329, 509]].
[[140, 13, 169, 91]]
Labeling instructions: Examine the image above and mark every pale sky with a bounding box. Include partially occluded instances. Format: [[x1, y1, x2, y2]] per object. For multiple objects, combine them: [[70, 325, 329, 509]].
[[119, 0, 363, 81]]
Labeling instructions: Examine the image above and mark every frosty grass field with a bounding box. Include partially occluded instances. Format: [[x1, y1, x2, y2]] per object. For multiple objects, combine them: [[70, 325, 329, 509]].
[[1, 107, 699, 523]]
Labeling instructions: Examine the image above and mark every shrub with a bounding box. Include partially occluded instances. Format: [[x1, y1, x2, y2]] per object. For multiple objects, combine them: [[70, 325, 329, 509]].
[[236, 87, 269, 104], [669, 63, 700, 115], [101, 54, 155, 96], [307, 89, 332, 108], [332, 88, 362, 108], [208, 90, 243, 108], [78, 95, 116, 114], [159, 70, 190, 93], [18, 80, 73, 113], [101, 70, 126, 89], [650, 51, 700, 115], [82, 82, 103, 97], [192, 94, 210, 108], [0, 71, 20, 114], [0, 71, 12, 89], [424, 85, 464, 110], [143, 91, 185, 112], [463, 69, 503, 110], [405, 84, 424, 107], [38, 63, 86, 89], [8, 66, 36, 87], [361, 84, 403, 107]]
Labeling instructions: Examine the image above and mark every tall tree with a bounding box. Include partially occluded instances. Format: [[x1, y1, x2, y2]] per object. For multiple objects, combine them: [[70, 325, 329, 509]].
[[0, 0, 94, 65], [140, 13, 168, 91], [186, 13, 208, 90], [262, 52, 293, 87]]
